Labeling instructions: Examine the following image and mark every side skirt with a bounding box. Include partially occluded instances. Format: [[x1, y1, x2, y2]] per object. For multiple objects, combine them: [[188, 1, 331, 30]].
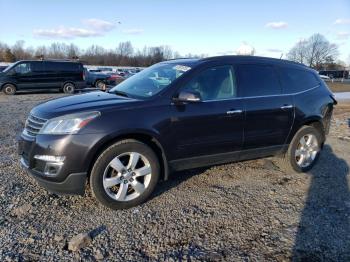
[[169, 145, 286, 171]]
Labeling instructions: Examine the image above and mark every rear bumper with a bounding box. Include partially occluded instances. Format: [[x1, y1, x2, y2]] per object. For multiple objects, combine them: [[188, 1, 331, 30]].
[[20, 156, 87, 195]]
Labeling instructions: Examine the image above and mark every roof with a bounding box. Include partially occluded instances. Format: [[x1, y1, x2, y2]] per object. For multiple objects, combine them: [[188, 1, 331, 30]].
[[165, 55, 307, 69], [14, 59, 82, 63]]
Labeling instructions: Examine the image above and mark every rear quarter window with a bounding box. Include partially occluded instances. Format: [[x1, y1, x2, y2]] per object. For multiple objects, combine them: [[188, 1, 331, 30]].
[[236, 64, 281, 97], [57, 62, 80, 72], [279, 67, 320, 94], [44, 62, 80, 72]]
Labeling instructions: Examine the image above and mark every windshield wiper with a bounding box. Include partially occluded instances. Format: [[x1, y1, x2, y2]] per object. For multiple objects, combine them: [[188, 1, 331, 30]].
[[110, 90, 130, 98]]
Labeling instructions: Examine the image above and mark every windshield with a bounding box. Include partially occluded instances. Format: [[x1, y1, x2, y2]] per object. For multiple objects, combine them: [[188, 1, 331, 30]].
[[109, 63, 192, 98], [3, 62, 17, 72]]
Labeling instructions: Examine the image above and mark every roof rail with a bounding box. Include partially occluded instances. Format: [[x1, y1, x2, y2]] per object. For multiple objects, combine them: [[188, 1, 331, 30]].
[[33, 56, 81, 62]]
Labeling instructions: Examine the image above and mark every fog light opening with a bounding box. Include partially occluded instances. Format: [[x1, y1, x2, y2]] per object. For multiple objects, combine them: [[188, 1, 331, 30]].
[[34, 155, 65, 176], [44, 163, 63, 176]]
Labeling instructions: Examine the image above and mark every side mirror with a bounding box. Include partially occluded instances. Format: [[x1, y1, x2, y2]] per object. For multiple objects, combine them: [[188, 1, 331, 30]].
[[173, 90, 202, 104]]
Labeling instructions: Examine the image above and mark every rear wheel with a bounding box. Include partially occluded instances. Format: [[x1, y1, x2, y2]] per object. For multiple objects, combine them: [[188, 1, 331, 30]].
[[95, 80, 106, 91], [62, 83, 75, 94], [277, 126, 322, 173], [2, 84, 16, 95], [90, 139, 160, 210]]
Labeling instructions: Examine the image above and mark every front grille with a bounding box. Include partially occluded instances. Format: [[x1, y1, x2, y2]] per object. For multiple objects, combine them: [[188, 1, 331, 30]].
[[24, 114, 47, 137]]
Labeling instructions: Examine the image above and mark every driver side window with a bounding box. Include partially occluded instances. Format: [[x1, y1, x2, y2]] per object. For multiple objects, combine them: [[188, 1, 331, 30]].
[[14, 63, 31, 74], [182, 65, 237, 101]]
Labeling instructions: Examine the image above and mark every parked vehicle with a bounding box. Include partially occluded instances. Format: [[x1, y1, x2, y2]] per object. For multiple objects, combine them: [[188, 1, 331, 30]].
[[18, 56, 336, 210], [319, 74, 330, 80], [1, 60, 85, 95], [84, 69, 113, 90], [0, 65, 8, 72], [97, 67, 114, 74], [319, 70, 349, 79], [115, 68, 128, 77], [107, 73, 125, 86]]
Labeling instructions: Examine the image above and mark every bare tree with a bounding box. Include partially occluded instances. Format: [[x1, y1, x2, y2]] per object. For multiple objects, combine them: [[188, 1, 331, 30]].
[[3, 48, 16, 62], [0, 42, 9, 60], [116, 41, 134, 57], [11, 40, 32, 60], [306, 34, 338, 69], [67, 44, 79, 59], [287, 34, 339, 69], [287, 40, 308, 64], [34, 45, 48, 59]]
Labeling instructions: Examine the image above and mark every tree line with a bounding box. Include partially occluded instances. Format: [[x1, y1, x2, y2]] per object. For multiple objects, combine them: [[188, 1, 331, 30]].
[[0, 40, 206, 67], [0, 34, 347, 69]]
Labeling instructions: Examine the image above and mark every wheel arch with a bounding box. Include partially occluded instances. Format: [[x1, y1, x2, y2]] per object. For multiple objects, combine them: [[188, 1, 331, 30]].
[[93, 79, 104, 86], [87, 132, 169, 182], [291, 116, 326, 145]]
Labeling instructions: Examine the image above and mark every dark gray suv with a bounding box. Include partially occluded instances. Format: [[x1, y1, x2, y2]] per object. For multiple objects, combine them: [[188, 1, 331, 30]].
[[18, 56, 336, 210]]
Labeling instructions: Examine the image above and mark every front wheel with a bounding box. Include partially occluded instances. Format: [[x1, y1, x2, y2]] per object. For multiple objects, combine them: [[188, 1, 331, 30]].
[[2, 84, 16, 95], [90, 139, 160, 210], [277, 126, 322, 173]]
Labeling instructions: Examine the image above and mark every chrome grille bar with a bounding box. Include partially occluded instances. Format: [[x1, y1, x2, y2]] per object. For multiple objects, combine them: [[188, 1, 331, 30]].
[[24, 114, 47, 137]]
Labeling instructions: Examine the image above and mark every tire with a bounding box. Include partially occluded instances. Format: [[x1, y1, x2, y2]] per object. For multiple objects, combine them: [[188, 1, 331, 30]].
[[90, 139, 160, 210], [277, 126, 322, 173], [62, 83, 75, 94], [95, 80, 106, 91], [2, 84, 16, 95]]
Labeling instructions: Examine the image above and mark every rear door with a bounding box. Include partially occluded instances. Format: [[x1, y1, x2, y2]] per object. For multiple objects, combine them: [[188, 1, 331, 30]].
[[43, 61, 61, 88], [29, 61, 48, 88], [236, 63, 294, 150]]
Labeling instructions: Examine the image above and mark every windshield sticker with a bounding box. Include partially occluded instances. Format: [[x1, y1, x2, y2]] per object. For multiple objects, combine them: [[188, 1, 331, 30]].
[[173, 65, 191, 72]]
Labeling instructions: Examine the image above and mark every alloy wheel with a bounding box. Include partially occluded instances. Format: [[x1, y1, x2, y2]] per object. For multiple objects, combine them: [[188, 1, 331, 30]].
[[295, 134, 319, 168], [102, 152, 152, 201]]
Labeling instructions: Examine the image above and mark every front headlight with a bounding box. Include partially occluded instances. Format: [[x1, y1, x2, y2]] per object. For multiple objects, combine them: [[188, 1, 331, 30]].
[[39, 111, 100, 135]]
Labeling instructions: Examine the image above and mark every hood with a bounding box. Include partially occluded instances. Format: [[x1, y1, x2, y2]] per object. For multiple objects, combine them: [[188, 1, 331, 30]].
[[31, 91, 139, 119]]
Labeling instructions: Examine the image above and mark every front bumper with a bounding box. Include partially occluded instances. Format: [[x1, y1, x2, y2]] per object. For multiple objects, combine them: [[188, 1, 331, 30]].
[[17, 132, 104, 195], [20, 156, 86, 195]]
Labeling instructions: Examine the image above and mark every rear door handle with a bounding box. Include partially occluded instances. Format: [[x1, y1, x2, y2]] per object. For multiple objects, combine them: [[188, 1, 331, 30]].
[[280, 105, 293, 109], [226, 109, 243, 115]]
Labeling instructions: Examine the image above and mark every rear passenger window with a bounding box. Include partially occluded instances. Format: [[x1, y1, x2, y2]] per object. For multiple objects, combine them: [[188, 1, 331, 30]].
[[279, 67, 319, 93], [31, 62, 44, 72], [43, 62, 77, 72], [236, 64, 281, 97], [44, 62, 57, 71]]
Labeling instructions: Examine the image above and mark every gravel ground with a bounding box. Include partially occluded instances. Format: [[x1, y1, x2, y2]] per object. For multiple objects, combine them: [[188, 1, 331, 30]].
[[0, 92, 349, 261]]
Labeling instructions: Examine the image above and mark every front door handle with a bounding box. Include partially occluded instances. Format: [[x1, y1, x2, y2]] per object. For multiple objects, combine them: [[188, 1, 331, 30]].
[[227, 109, 243, 115], [280, 105, 293, 109]]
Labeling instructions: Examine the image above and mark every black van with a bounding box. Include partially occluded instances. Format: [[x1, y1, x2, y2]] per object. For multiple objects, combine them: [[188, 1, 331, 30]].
[[0, 60, 86, 95]]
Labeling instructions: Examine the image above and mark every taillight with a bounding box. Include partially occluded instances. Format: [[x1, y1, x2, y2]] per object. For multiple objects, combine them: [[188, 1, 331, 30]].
[[82, 72, 86, 81]]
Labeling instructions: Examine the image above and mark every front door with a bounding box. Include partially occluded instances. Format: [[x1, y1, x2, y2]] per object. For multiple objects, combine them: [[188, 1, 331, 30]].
[[169, 65, 245, 161]]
